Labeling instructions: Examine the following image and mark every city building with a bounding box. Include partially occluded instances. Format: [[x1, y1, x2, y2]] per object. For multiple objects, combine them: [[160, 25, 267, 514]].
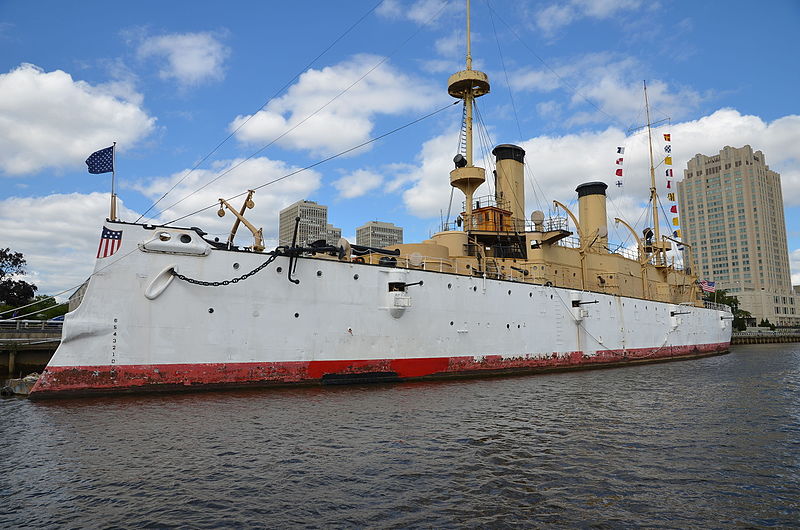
[[677, 145, 798, 326], [278, 200, 341, 246], [356, 221, 404, 248]]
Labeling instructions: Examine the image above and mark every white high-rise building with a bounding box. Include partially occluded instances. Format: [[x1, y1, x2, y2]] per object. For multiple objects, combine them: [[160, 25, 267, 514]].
[[677, 145, 797, 326], [356, 221, 404, 248], [279, 200, 341, 246]]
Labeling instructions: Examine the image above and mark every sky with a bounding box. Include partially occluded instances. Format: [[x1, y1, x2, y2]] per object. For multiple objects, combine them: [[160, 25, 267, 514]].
[[1, 0, 799, 298]]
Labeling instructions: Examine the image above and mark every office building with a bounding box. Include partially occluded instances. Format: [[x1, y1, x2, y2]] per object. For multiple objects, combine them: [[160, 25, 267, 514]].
[[356, 221, 404, 248], [677, 145, 797, 326], [278, 200, 341, 246]]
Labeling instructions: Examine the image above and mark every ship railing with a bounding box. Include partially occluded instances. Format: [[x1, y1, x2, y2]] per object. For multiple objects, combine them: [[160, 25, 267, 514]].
[[463, 195, 510, 211], [556, 236, 581, 249], [703, 301, 732, 313], [387, 255, 457, 274]]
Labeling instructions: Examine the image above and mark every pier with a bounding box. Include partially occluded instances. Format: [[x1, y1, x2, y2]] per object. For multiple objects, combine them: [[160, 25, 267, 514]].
[[0, 320, 62, 378]]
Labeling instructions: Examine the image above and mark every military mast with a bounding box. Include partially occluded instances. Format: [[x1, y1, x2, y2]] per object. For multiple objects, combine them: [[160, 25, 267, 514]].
[[447, 0, 490, 230], [643, 81, 671, 265]]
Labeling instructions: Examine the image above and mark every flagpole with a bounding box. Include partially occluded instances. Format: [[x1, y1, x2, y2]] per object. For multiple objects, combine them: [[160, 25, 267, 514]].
[[110, 142, 117, 221]]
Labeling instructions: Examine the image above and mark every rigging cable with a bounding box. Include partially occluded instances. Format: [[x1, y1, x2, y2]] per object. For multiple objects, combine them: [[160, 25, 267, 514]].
[[483, 2, 627, 130], [144, 0, 450, 224], [485, 1, 547, 214], [135, 0, 386, 223], [164, 102, 460, 225]]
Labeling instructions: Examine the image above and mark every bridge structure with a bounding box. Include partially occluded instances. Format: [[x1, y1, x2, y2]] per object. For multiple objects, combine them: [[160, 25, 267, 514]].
[[1, 320, 62, 378]]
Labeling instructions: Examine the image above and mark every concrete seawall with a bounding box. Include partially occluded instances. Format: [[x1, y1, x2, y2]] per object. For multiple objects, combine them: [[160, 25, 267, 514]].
[[732, 332, 800, 345]]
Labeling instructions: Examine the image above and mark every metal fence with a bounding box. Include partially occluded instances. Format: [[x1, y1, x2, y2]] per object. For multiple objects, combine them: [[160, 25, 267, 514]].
[[0, 319, 64, 332]]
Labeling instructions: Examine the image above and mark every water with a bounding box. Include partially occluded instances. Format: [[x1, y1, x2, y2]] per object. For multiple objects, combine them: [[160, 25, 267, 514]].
[[2, 343, 799, 528]]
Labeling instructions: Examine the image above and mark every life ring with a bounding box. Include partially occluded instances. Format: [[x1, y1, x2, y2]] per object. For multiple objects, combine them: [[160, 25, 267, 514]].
[[352, 257, 365, 264]]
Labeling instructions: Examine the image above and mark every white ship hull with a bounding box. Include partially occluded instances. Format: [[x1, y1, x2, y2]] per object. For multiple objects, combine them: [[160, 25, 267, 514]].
[[31, 222, 732, 398]]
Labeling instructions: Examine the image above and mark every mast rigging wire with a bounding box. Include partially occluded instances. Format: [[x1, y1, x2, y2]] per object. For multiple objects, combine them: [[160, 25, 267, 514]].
[[164, 102, 460, 225], [134, 0, 386, 223], [143, 0, 449, 225]]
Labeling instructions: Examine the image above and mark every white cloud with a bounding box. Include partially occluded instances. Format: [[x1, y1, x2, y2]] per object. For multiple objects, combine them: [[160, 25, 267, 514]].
[[394, 109, 800, 246], [332, 169, 383, 199], [791, 249, 800, 286], [1, 156, 322, 296], [137, 31, 229, 87], [376, 0, 454, 26], [512, 53, 706, 126], [132, 156, 322, 243], [535, 0, 644, 37], [397, 130, 462, 218], [229, 54, 442, 156], [0, 64, 156, 176], [0, 192, 139, 297]]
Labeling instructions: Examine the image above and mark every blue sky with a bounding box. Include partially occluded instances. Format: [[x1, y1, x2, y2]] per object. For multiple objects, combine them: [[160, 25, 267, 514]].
[[1, 0, 799, 296]]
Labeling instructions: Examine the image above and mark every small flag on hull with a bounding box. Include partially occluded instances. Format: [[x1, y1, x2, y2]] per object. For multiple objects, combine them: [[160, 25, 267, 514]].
[[97, 226, 123, 258]]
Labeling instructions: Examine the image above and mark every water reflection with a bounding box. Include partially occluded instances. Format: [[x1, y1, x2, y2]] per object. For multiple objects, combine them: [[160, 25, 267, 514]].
[[2, 344, 798, 527]]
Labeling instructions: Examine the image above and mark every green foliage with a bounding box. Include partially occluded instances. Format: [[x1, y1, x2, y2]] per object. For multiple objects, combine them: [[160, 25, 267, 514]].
[[0, 247, 38, 307], [758, 318, 776, 330], [703, 289, 751, 331]]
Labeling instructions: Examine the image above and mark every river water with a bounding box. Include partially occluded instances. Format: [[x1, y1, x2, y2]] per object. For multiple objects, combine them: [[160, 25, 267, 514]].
[[1, 343, 798, 528]]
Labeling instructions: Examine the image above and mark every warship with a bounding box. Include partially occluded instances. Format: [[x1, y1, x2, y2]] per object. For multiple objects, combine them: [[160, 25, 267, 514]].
[[30, 1, 732, 398]]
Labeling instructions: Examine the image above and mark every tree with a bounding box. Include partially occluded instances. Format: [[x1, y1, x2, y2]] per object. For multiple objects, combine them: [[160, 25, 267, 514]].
[[0, 248, 38, 308], [703, 289, 751, 332]]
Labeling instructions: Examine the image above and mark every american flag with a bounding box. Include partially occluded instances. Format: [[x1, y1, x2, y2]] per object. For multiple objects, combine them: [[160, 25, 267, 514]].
[[85, 146, 114, 174], [699, 279, 716, 293], [97, 227, 123, 258]]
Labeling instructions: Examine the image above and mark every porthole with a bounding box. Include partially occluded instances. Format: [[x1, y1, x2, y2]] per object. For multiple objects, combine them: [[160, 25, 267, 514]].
[[208, 308, 214, 314], [473, 286, 477, 292], [506, 324, 510, 329], [448, 283, 452, 289], [507, 290, 511, 295], [550, 294, 553, 299], [180, 234, 192, 244], [233, 262, 240, 270], [450, 321, 454, 326], [294, 313, 299, 318], [517, 324, 521, 328], [529, 292, 533, 298], [317, 271, 323, 277], [277, 267, 283, 273], [354, 274, 359, 280]]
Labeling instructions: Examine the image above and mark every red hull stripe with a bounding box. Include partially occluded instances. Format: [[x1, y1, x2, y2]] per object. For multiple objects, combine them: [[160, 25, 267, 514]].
[[30, 342, 730, 398]]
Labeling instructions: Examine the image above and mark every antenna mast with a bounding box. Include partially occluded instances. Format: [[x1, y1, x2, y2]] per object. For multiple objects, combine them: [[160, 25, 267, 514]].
[[643, 80, 670, 265], [447, 0, 490, 230]]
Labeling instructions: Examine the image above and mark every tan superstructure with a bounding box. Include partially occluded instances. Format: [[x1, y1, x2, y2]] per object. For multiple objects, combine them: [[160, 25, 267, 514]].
[[370, 1, 702, 307], [268, 0, 703, 308]]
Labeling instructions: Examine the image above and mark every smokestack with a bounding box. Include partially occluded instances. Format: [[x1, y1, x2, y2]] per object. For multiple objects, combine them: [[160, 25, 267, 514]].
[[575, 181, 608, 253], [492, 144, 525, 230]]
